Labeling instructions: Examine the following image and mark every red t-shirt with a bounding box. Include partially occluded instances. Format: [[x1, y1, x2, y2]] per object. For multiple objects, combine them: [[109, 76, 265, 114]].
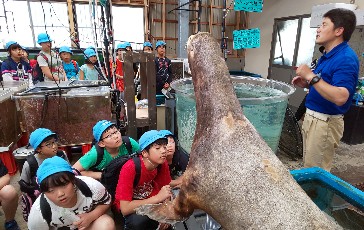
[[115, 155, 171, 202], [110, 58, 124, 92]]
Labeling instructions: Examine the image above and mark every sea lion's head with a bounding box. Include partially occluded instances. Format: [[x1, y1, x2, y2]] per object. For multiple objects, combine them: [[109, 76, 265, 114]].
[[186, 32, 222, 65], [186, 32, 228, 87]]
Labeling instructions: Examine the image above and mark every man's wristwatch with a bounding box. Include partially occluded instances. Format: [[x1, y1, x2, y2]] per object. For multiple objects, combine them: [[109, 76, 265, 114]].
[[309, 75, 321, 86]]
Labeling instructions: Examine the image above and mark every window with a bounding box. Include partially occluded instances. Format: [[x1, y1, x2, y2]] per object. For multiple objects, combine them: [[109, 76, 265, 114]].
[[112, 7, 144, 50], [76, 3, 103, 48], [1, 0, 144, 50], [30, 2, 70, 47], [0, 1, 33, 47], [272, 15, 316, 67], [296, 18, 317, 66], [272, 19, 298, 66]]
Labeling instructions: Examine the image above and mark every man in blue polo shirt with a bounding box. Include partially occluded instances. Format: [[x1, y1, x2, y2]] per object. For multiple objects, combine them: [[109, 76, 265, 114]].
[[292, 8, 359, 171]]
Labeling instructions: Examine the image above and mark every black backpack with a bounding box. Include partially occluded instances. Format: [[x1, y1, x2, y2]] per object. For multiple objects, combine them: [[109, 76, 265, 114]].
[[32, 53, 48, 84], [90, 136, 133, 171], [40, 177, 93, 227], [100, 154, 141, 200], [18, 150, 66, 222]]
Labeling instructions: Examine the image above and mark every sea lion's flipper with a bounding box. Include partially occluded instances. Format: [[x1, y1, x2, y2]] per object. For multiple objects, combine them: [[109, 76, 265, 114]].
[[136, 200, 188, 225], [136, 177, 197, 224]]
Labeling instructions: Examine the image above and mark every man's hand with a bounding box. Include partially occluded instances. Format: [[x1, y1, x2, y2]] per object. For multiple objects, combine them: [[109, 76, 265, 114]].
[[296, 64, 315, 80], [291, 76, 308, 88], [292, 64, 316, 88]]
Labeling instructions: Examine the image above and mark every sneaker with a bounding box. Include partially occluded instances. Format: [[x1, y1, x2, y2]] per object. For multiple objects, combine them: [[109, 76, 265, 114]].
[[4, 220, 20, 230]]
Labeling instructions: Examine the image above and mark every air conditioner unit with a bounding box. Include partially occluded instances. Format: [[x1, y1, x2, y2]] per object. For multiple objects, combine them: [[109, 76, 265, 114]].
[[355, 9, 364, 26], [310, 3, 357, 28]]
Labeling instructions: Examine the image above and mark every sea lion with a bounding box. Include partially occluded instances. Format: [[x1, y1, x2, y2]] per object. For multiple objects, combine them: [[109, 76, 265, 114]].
[[136, 32, 341, 229]]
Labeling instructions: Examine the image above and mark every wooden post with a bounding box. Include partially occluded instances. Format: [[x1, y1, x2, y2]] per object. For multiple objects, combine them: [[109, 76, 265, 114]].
[[124, 52, 137, 139], [144, 0, 149, 41], [162, 0, 166, 40], [67, 0, 77, 48], [123, 52, 157, 139], [146, 52, 157, 130]]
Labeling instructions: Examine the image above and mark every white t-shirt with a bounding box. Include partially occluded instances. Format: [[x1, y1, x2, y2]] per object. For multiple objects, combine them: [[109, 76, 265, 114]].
[[37, 50, 65, 81], [27, 176, 111, 230]]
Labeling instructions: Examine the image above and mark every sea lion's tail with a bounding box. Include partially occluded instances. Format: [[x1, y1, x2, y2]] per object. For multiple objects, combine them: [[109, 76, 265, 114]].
[[136, 200, 189, 225]]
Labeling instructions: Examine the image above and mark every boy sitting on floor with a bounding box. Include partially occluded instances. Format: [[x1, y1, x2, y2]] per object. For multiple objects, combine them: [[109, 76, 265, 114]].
[[115, 130, 172, 230], [28, 156, 115, 230], [73, 120, 139, 180]]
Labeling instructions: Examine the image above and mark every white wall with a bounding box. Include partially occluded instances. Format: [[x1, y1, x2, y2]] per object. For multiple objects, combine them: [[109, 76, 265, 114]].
[[244, 0, 364, 78]]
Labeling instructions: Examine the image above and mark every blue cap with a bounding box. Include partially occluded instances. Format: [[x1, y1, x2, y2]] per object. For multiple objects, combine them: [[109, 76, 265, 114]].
[[143, 42, 153, 48], [159, 130, 173, 137], [116, 43, 127, 50], [59, 46, 73, 54], [5, 41, 18, 50], [37, 156, 73, 184], [84, 48, 97, 59], [29, 128, 56, 150], [156, 41, 166, 48], [37, 33, 52, 44], [139, 130, 167, 151], [123, 42, 132, 47], [87, 46, 96, 50], [93, 120, 114, 142]]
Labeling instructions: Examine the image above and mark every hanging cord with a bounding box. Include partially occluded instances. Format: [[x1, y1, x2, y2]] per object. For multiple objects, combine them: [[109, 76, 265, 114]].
[[47, 0, 78, 46], [39, 0, 60, 88], [89, 0, 108, 81], [223, 0, 235, 19], [108, 0, 116, 88]]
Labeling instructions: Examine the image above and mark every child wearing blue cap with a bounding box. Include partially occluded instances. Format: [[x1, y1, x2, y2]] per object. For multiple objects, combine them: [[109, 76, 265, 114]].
[[115, 130, 172, 230], [73, 120, 139, 180], [1, 41, 32, 83], [18, 128, 70, 222], [27, 156, 115, 230], [155, 41, 172, 95], [113, 43, 126, 97], [159, 130, 188, 188], [79, 48, 101, 80], [59, 46, 79, 80], [36, 32, 65, 81], [143, 41, 153, 53]]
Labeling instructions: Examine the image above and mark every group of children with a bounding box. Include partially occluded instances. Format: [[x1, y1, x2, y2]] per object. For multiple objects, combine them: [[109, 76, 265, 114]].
[[1, 33, 173, 99], [0, 119, 186, 230], [0, 33, 104, 83]]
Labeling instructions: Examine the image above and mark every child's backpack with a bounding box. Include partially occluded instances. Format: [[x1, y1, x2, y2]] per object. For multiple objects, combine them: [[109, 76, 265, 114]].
[[100, 154, 141, 200], [40, 177, 93, 227], [32, 53, 48, 84], [18, 150, 66, 222], [90, 136, 133, 172], [71, 60, 79, 72]]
